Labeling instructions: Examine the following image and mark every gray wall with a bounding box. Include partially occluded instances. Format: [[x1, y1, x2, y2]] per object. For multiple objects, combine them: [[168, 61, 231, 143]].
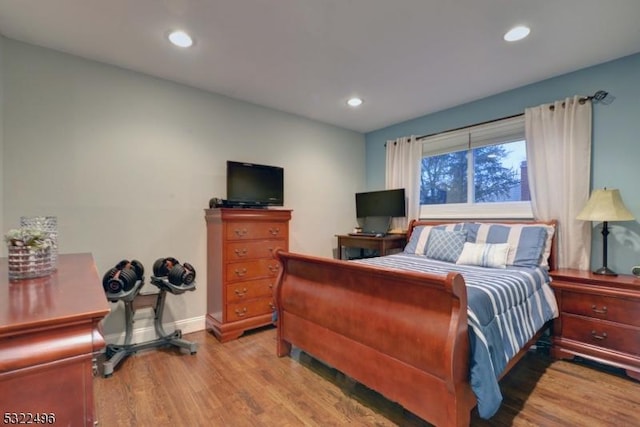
[[1, 38, 365, 337], [366, 53, 640, 275]]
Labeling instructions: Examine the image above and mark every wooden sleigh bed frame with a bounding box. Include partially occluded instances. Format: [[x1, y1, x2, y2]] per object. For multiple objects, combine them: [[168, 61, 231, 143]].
[[274, 219, 557, 427]]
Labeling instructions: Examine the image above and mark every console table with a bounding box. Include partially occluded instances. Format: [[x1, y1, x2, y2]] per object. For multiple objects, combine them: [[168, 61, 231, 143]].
[[0, 253, 110, 426], [336, 234, 407, 260]]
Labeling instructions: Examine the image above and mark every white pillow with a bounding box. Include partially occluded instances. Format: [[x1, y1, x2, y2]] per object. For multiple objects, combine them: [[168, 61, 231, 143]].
[[456, 242, 510, 269]]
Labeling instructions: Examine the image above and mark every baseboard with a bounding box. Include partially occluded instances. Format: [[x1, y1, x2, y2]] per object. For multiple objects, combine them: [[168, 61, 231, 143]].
[[103, 315, 206, 348]]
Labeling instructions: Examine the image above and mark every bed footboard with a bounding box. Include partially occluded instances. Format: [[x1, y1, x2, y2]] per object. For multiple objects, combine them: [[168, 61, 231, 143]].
[[274, 251, 477, 427]]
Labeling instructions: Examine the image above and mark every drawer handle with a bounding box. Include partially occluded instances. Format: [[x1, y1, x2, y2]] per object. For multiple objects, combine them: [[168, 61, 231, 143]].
[[268, 264, 280, 273], [235, 307, 248, 317], [234, 248, 248, 257], [269, 282, 274, 289], [591, 330, 608, 340], [234, 287, 248, 297], [269, 302, 275, 310], [269, 227, 280, 236], [591, 305, 608, 315], [234, 228, 248, 237], [234, 268, 247, 277]]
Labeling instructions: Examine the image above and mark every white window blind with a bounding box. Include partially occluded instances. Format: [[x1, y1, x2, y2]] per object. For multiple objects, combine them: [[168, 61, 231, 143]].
[[422, 115, 525, 155]]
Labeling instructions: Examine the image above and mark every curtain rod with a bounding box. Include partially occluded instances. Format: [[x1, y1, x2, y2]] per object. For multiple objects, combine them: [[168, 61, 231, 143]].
[[415, 89, 609, 141]]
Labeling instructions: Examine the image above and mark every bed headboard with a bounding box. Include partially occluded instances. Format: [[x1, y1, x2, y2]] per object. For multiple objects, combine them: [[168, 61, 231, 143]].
[[407, 219, 558, 272]]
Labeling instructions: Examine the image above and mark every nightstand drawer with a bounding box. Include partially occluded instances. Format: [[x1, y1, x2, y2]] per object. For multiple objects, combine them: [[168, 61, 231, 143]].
[[562, 291, 640, 327], [562, 314, 640, 356]]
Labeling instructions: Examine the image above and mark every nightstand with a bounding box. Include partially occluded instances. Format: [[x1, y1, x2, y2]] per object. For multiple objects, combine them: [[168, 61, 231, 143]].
[[550, 269, 640, 381]]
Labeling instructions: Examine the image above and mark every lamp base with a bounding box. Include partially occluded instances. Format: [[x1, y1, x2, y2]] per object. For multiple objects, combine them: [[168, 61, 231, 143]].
[[593, 266, 617, 276]]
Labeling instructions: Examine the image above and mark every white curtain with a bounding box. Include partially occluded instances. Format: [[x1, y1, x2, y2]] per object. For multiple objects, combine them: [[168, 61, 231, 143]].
[[385, 135, 421, 230], [525, 96, 592, 269]]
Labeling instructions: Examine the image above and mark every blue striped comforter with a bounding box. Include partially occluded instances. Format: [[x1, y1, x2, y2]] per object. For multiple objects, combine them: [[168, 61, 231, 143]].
[[353, 253, 558, 419]]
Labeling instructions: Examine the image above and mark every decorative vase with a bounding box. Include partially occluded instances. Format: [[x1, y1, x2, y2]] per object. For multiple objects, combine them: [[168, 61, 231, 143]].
[[7, 245, 54, 280], [20, 216, 58, 269]]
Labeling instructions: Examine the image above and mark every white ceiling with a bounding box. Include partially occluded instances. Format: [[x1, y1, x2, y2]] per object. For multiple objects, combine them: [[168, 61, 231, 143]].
[[1, 1, 639, 133]]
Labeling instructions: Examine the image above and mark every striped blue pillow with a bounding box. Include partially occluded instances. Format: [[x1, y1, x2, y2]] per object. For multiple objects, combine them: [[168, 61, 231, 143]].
[[404, 225, 442, 255], [404, 223, 466, 255], [465, 223, 548, 267]]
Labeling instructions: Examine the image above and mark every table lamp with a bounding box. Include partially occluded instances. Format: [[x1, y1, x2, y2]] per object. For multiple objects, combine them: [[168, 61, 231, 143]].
[[577, 188, 635, 276]]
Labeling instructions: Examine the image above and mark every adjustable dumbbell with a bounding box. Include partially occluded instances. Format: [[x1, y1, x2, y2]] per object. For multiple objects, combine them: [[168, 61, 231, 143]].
[[152, 257, 196, 286], [102, 259, 144, 293], [115, 259, 144, 281], [152, 257, 180, 277], [168, 262, 196, 286]]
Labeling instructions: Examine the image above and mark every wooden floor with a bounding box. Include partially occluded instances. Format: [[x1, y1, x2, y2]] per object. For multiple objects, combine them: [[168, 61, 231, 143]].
[[94, 326, 640, 427]]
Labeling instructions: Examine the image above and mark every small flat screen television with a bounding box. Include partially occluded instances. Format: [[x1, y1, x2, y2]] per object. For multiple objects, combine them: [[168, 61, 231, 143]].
[[355, 188, 406, 218], [226, 161, 284, 207]]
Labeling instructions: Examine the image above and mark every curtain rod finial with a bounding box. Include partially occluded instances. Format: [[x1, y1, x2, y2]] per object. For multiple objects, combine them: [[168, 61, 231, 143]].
[[594, 90, 615, 105]]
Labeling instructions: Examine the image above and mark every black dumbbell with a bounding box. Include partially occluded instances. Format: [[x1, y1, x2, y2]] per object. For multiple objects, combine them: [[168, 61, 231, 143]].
[[103, 266, 138, 293], [115, 259, 145, 281], [102, 259, 144, 293], [168, 262, 196, 286], [129, 260, 144, 280], [152, 257, 179, 277]]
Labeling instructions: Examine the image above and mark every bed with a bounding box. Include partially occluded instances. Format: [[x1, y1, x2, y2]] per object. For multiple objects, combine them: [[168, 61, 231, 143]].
[[274, 219, 558, 427]]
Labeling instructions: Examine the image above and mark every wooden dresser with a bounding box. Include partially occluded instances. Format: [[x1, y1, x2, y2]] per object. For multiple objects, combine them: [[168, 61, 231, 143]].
[[0, 253, 110, 426], [205, 208, 292, 342], [550, 269, 640, 381]]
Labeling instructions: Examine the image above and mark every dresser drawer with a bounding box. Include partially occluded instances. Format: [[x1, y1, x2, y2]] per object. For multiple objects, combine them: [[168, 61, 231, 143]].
[[225, 222, 288, 241], [227, 278, 275, 303], [227, 298, 274, 321], [562, 314, 640, 356], [225, 240, 286, 261], [561, 291, 640, 327], [226, 259, 281, 282]]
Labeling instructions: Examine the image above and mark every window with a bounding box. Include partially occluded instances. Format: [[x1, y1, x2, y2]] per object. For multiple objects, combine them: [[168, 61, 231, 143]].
[[419, 115, 532, 219]]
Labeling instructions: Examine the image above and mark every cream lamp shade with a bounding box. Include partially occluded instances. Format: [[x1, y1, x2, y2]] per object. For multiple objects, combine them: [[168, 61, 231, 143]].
[[577, 188, 635, 222], [577, 188, 634, 276]]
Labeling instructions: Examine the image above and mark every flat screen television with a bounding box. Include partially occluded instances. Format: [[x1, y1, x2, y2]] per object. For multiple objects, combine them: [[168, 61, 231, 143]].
[[355, 188, 406, 218], [226, 161, 284, 207]]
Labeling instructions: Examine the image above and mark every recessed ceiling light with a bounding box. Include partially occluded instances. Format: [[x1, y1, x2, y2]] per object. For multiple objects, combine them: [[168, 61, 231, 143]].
[[168, 30, 193, 48], [503, 26, 530, 42], [347, 97, 363, 107]]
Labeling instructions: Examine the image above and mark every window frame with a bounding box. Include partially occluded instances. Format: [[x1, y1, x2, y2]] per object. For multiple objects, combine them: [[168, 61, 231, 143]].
[[418, 115, 533, 220]]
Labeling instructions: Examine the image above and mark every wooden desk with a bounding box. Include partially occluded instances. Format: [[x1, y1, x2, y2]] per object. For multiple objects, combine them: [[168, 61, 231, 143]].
[[0, 253, 110, 426], [336, 234, 407, 260]]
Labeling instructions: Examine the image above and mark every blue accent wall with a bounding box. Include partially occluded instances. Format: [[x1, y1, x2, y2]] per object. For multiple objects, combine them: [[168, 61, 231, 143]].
[[365, 52, 640, 274]]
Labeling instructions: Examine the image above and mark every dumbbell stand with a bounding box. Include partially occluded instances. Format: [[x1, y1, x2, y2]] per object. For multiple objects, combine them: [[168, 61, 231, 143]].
[[102, 278, 198, 377]]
